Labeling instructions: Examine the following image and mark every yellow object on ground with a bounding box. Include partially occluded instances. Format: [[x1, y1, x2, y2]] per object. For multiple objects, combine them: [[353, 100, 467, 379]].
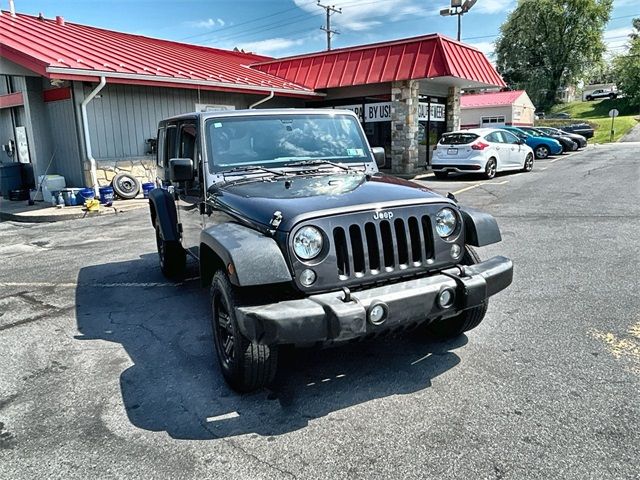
[[84, 199, 100, 212]]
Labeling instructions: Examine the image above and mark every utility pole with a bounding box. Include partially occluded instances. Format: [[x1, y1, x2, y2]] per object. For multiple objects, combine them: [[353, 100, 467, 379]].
[[317, 1, 342, 51]]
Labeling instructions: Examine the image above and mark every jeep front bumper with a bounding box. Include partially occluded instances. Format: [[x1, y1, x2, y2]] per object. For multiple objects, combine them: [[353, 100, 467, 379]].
[[235, 256, 513, 345]]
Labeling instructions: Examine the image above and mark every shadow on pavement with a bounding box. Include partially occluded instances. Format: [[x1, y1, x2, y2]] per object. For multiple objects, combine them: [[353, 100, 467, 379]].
[[75, 254, 466, 440]]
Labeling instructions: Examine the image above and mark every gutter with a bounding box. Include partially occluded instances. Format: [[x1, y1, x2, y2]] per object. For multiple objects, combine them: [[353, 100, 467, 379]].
[[249, 91, 275, 109], [46, 67, 323, 98], [80, 76, 106, 196]]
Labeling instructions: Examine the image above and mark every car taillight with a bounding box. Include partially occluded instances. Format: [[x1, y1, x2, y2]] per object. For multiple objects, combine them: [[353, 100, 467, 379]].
[[471, 141, 489, 150]]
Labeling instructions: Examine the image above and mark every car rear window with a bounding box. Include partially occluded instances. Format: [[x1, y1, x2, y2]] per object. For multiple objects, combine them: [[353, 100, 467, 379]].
[[439, 133, 479, 145]]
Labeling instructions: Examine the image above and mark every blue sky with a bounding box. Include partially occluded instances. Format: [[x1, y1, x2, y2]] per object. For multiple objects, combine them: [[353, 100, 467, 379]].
[[8, 0, 639, 58]]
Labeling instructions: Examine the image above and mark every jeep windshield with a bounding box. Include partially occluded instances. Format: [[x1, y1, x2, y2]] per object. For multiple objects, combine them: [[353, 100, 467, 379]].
[[205, 113, 372, 173]]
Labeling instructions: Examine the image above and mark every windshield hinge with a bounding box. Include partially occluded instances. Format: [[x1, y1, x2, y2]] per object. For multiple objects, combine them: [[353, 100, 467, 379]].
[[269, 210, 283, 235]]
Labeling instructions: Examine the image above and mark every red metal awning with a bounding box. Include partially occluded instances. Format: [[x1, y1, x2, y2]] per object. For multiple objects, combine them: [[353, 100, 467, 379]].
[[0, 11, 319, 98], [251, 34, 505, 90]]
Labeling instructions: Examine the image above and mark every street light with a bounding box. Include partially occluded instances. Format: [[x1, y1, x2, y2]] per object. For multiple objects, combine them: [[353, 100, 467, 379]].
[[439, 0, 477, 41]]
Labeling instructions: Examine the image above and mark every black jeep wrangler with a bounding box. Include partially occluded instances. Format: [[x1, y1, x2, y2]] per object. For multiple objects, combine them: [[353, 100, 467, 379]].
[[148, 109, 513, 392]]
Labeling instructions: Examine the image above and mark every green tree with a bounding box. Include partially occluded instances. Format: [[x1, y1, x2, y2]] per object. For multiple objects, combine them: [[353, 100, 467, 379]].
[[613, 19, 640, 107], [495, 0, 613, 109]]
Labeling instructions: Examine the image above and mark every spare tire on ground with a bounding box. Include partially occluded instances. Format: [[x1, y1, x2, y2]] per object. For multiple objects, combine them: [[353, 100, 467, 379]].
[[111, 173, 141, 199]]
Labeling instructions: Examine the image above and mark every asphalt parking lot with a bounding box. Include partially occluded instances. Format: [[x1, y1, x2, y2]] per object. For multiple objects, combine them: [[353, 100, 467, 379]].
[[1, 144, 638, 479]]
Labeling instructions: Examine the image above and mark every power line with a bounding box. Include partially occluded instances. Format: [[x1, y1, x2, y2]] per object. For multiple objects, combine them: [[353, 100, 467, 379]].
[[185, 0, 372, 45], [178, 0, 318, 41]]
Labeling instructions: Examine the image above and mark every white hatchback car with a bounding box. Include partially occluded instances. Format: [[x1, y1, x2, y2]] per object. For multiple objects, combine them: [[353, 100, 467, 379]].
[[431, 128, 535, 179]]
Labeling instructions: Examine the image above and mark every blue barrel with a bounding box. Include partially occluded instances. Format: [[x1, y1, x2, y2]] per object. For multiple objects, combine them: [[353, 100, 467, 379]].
[[99, 186, 114, 206], [79, 188, 95, 203], [142, 182, 155, 199]]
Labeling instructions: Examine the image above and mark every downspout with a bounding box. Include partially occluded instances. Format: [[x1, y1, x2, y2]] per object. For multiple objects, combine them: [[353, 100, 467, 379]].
[[249, 90, 275, 109], [80, 76, 106, 196]]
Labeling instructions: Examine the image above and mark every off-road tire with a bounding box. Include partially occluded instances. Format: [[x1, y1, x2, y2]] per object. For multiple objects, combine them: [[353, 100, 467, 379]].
[[155, 220, 186, 279], [424, 246, 489, 339], [434, 171, 449, 179], [112, 173, 141, 199], [210, 271, 278, 393], [484, 158, 497, 179]]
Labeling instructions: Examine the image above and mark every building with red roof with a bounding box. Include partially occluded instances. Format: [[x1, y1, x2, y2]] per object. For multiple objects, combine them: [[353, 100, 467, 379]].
[[460, 90, 535, 129], [0, 8, 505, 188]]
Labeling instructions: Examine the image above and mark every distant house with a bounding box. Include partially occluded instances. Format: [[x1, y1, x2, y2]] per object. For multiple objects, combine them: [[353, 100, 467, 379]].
[[557, 85, 576, 103], [460, 90, 535, 129]]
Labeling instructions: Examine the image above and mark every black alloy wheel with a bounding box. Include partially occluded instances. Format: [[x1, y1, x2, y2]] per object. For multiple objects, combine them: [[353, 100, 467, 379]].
[[210, 271, 278, 392]]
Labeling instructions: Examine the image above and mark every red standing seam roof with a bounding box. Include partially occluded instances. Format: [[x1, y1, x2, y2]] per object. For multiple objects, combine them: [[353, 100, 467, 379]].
[[0, 11, 319, 97], [251, 34, 505, 90], [461, 90, 526, 108]]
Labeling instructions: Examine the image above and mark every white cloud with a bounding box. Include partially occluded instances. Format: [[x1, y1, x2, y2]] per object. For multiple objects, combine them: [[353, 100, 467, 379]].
[[472, 0, 516, 14], [293, 0, 433, 33], [187, 18, 226, 29], [235, 37, 307, 55], [469, 40, 495, 56]]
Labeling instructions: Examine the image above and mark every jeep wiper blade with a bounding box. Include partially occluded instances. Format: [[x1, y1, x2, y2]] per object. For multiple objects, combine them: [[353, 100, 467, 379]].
[[223, 165, 286, 177], [286, 160, 350, 171]]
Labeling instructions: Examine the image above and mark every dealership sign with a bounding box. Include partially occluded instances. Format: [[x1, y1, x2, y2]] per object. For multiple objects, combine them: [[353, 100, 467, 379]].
[[335, 101, 445, 123]]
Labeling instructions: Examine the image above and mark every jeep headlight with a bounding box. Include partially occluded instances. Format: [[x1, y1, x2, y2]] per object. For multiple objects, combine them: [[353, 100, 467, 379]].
[[435, 208, 458, 238], [293, 226, 323, 260]]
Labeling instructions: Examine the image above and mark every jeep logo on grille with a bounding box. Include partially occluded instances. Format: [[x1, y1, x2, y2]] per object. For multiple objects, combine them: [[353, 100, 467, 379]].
[[373, 210, 394, 220]]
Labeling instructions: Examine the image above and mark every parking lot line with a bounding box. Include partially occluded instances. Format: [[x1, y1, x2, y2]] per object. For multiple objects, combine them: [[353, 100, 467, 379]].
[[452, 180, 509, 195]]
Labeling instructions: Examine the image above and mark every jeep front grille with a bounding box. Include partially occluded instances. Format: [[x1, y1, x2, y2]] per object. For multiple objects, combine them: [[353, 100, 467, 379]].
[[333, 216, 434, 279]]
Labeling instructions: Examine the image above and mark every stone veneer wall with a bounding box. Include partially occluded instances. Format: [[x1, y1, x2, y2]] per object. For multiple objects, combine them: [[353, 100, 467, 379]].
[[390, 79, 420, 175], [446, 86, 461, 132], [83, 157, 157, 188]]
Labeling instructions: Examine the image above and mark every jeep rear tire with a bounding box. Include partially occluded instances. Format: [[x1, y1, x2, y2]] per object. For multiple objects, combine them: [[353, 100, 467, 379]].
[[424, 246, 489, 339], [211, 271, 278, 393], [155, 220, 186, 279]]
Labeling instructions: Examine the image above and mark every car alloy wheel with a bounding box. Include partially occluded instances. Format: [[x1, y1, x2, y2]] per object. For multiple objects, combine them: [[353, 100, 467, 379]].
[[523, 154, 534, 172], [535, 146, 550, 159], [484, 158, 496, 179]]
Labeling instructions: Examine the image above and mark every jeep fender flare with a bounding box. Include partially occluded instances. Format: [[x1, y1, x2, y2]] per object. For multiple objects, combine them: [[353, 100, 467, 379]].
[[459, 206, 502, 247], [200, 222, 292, 287], [148, 188, 179, 242]]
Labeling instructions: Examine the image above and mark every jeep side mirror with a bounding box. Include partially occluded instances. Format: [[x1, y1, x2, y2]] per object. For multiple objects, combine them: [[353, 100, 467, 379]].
[[169, 158, 194, 183], [371, 147, 386, 167]]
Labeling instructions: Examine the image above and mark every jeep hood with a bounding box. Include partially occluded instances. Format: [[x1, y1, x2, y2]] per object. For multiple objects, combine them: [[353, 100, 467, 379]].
[[212, 173, 450, 231]]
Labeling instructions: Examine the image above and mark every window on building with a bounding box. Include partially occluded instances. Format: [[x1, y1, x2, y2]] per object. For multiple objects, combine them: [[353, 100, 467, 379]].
[[480, 115, 506, 126]]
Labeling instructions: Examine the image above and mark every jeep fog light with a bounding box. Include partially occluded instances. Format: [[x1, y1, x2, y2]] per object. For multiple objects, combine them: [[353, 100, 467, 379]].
[[438, 288, 455, 308], [450, 244, 461, 259], [368, 302, 388, 326], [299, 269, 316, 287]]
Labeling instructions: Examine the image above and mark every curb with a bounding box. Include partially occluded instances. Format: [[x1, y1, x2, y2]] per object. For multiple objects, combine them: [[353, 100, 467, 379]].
[[0, 202, 147, 223]]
